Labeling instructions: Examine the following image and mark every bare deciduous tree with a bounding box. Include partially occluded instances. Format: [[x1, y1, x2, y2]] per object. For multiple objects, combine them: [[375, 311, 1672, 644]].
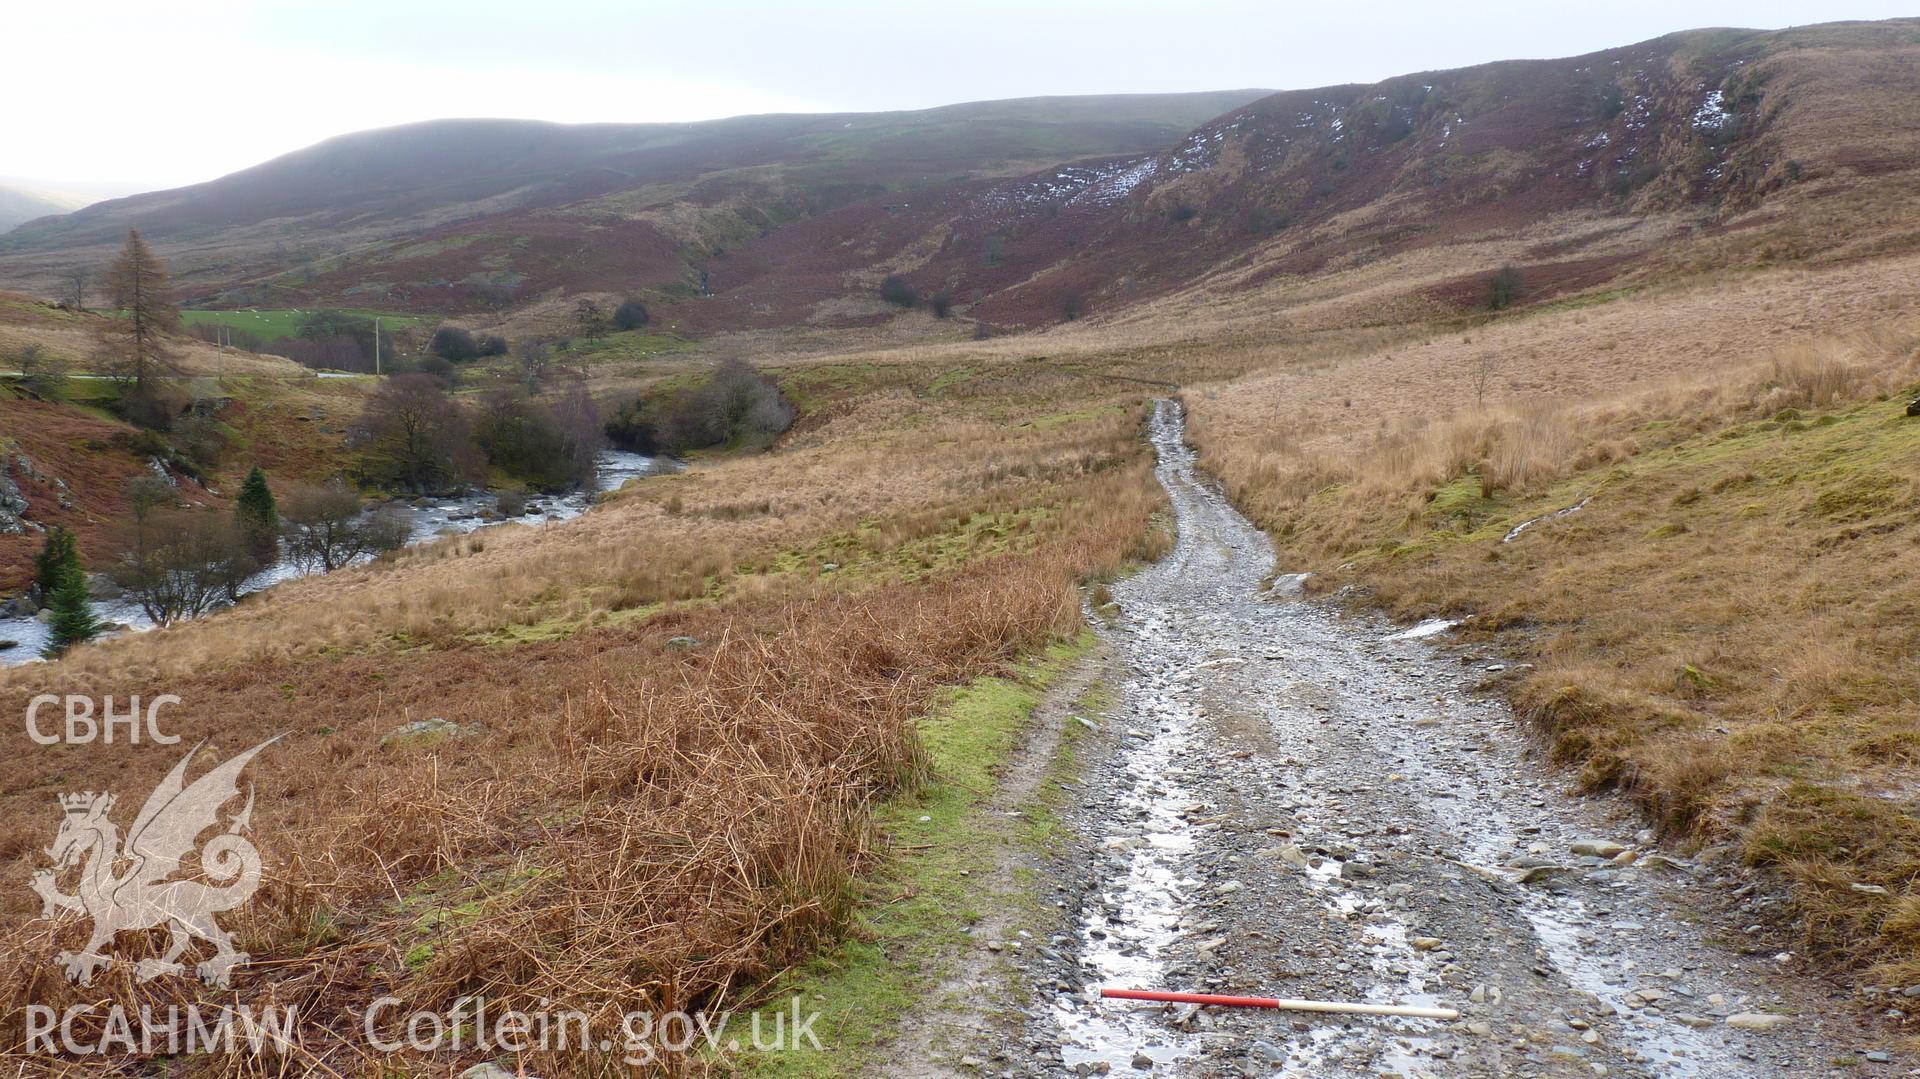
[[280, 481, 409, 572], [516, 337, 553, 390], [1472, 353, 1500, 408], [112, 511, 255, 625], [62, 267, 90, 310], [603, 359, 792, 457], [473, 382, 600, 490], [349, 374, 483, 493], [123, 474, 178, 542], [13, 344, 69, 399], [552, 379, 603, 485]]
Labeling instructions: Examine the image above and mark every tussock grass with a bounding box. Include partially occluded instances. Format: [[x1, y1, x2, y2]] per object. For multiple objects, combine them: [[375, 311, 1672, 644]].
[[1190, 323, 1920, 982], [1193, 325, 1920, 554]]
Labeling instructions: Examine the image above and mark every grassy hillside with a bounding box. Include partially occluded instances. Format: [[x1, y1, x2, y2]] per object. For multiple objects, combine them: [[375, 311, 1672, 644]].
[[177, 307, 426, 342], [1188, 329, 1920, 980]]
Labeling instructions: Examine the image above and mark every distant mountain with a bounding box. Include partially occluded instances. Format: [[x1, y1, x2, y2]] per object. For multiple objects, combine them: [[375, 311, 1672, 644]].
[[688, 17, 1920, 330], [0, 183, 90, 233], [3, 17, 1918, 332], [0, 92, 1270, 305]]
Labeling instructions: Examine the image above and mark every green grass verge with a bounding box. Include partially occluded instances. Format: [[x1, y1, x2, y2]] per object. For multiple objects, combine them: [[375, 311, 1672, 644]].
[[732, 632, 1094, 1077]]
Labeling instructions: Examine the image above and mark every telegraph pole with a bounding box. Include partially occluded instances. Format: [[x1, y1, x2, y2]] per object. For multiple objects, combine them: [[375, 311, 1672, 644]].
[[374, 317, 382, 376]]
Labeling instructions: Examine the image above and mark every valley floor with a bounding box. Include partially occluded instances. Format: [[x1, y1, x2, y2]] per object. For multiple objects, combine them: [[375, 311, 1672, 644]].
[[872, 401, 1904, 1077]]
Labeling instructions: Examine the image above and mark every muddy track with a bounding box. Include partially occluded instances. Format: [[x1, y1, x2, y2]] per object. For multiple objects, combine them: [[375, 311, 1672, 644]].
[[880, 400, 1904, 1078]]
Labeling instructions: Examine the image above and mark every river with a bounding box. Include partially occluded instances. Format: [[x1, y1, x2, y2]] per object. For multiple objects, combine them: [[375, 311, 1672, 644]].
[[0, 449, 670, 666]]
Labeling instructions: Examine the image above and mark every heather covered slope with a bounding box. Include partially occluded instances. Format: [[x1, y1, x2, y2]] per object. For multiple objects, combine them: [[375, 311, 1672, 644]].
[[466, 18, 1920, 333], [924, 18, 1920, 325], [364, 17, 1920, 330], [0, 92, 1269, 309]]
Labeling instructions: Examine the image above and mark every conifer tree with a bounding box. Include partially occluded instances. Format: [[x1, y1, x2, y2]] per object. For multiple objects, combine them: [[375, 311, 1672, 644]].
[[39, 544, 99, 658], [235, 465, 279, 563], [32, 526, 80, 601]]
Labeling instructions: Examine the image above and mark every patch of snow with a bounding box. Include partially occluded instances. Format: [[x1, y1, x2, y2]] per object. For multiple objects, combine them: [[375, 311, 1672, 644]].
[[970, 156, 1161, 215], [1623, 95, 1653, 132], [1089, 158, 1159, 205], [1691, 89, 1730, 130], [1503, 497, 1591, 543]]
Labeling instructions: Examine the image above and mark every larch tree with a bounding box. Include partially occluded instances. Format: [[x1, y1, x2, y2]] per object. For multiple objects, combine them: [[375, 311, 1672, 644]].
[[101, 228, 180, 403]]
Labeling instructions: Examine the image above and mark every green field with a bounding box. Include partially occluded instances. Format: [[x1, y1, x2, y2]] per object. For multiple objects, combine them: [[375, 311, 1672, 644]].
[[177, 308, 426, 341], [555, 329, 693, 363]]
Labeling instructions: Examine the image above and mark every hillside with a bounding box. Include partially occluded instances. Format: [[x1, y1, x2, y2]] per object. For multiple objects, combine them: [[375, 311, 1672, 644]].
[[847, 18, 1920, 327], [0, 92, 1267, 310], [596, 16, 1920, 332], [0, 293, 357, 593], [0, 182, 88, 233], [5, 21, 1919, 339]]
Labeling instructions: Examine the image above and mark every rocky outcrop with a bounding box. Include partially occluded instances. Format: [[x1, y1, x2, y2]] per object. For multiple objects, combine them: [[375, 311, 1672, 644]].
[[379, 717, 470, 747], [0, 472, 25, 535], [0, 451, 66, 534]]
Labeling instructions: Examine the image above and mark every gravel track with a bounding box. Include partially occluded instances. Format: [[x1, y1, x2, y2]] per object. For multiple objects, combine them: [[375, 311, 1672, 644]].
[[886, 399, 1904, 1078]]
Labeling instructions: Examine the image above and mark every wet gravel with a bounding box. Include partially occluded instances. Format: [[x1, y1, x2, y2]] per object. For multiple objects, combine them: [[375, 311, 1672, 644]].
[[989, 400, 1907, 1078]]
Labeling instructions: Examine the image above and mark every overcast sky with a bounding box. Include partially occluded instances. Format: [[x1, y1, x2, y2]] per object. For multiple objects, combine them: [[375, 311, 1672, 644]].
[[3, 0, 1910, 199]]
